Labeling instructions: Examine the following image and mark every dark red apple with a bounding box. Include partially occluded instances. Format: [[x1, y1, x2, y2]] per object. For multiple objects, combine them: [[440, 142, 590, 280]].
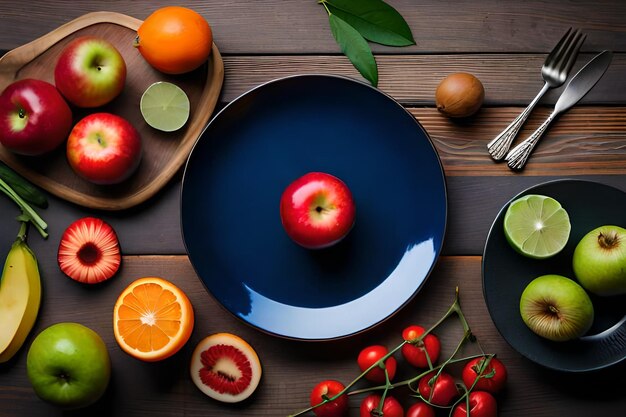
[[66, 112, 142, 185], [54, 36, 126, 108], [279, 172, 356, 249], [0, 78, 72, 156]]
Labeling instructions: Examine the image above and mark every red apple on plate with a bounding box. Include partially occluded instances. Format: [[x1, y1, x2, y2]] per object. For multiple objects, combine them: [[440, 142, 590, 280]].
[[67, 112, 142, 185], [280, 172, 356, 249], [54, 36, 126, 108], [0, 78, 72, 155]]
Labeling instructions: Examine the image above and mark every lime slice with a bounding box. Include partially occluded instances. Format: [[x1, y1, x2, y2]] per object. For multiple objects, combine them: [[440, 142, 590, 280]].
[[503, 194, 571, 259], [140, 81, 190, 132]]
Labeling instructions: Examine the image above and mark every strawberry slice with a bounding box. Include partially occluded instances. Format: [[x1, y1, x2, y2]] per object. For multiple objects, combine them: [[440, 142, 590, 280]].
[[57, 217, 121, 284]]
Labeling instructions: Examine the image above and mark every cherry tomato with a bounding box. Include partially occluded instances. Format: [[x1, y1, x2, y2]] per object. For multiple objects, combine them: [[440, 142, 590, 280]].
[[359, 394, 404, 417], [357, 345, 397, 383], [452, 391, 498, 417], [417, 371, 458, 406], [310, 380, 348, 417], [401, 325, 441, 368], [462, 356, 507, 394], [406, 401, 436, 417]]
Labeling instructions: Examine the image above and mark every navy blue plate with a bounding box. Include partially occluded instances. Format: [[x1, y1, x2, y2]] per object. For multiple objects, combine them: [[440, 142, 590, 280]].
[[181, 75, 447, 340], [483, 179, 626, 372]]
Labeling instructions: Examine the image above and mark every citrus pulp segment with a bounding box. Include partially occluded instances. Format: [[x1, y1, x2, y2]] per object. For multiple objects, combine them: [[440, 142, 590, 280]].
[[113, 276, 194, 361], [503, 194, 571, 259], [140, 81, 190, 132]]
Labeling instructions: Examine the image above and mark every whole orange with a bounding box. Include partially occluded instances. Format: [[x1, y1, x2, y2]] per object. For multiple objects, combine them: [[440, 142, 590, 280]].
[[134, 6, 213, 74]]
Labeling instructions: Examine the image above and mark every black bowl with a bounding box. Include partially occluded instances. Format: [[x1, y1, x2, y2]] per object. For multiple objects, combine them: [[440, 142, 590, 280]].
[[482, 179, 626, 372]]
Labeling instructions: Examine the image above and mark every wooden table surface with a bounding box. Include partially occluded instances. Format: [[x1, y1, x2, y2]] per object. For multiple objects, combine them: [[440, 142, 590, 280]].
[[1, 1, 625, 416]]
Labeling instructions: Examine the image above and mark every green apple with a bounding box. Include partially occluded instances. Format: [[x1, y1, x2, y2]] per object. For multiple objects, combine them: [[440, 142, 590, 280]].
[[26, 322, 111, 409], [519, 274, 594, 342], [572, 225, 626, 296]]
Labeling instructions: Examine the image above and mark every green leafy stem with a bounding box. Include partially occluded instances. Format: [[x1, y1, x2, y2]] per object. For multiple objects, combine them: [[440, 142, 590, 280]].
[[0, 177, 48, 239], [319, 0, 415, 86]]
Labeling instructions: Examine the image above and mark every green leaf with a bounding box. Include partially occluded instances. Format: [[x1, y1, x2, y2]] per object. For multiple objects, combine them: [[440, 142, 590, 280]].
[[326, 0, 415, 46], [329, 14, 378, 86]]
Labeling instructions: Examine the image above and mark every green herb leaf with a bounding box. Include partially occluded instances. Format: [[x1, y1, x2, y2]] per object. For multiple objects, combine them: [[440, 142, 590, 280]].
[[326, 0, 415, 46], [329, 13, 378, 86]]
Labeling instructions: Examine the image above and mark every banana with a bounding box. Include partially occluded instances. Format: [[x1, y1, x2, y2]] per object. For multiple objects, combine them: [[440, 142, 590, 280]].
[[0, 237, 41, 363]]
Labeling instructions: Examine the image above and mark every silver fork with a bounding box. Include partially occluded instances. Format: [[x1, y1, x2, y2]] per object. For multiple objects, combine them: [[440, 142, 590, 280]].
[[486, 28, 586, 160]]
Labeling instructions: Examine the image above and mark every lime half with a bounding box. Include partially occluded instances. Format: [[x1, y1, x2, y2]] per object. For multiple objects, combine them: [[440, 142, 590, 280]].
[[503, 194, 571, 259], [140, 81, 190, 132]]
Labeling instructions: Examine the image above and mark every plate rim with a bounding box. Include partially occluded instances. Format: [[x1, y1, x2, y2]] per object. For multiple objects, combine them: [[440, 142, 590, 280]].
[[180, 73, 448, 341]]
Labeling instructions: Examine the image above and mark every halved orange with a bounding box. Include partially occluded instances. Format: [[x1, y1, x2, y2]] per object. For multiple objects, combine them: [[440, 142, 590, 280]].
[[113, 277, 194, 362]]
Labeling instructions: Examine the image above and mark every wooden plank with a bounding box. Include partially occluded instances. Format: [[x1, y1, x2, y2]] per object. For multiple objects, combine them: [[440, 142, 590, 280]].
[[5, 52, 623, 106], [1, 1, 625, 54], [220, 54, 626, 105], [416, 107, 626, 176], [0, 255, 623, 416]]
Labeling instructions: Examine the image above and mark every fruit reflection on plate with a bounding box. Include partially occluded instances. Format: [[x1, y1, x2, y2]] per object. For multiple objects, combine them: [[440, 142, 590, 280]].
[[181, 74, 447, 340], [482, 179, 626, 372]]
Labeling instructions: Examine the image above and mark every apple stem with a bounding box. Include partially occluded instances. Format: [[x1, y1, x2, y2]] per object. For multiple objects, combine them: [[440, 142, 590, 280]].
[[599, 231, 619, 249]]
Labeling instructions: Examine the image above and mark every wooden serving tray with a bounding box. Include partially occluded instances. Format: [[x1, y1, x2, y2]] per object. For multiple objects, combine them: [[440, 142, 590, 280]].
[[0, 12, 224, 211]]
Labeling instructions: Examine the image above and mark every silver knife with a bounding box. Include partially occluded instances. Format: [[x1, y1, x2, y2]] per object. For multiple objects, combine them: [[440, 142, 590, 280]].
[[505, 50, 613, 170]]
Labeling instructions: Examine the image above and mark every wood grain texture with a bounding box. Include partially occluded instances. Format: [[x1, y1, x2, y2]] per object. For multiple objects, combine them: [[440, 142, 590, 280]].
[[220, 54, 626, 105], [1, 1, 625, 54], [0, 255, 623, 417], [416, 107, 626, 176], [0, 12, 224, 210], [0, 2, 625, 416]]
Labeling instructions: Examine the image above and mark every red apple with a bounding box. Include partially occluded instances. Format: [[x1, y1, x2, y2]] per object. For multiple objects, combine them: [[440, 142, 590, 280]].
[[0, 78, 72, 156], [54, 36, 126, 108], [67, 113, 142, 185], [280, 172, 356, 249]]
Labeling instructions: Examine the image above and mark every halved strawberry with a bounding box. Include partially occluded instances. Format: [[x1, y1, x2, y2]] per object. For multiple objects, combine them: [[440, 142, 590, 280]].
[[57, 217, 121, 284]]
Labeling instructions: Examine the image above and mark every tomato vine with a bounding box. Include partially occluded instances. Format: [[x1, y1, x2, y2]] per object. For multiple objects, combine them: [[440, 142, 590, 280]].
[[288, 287, 505, 417]]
